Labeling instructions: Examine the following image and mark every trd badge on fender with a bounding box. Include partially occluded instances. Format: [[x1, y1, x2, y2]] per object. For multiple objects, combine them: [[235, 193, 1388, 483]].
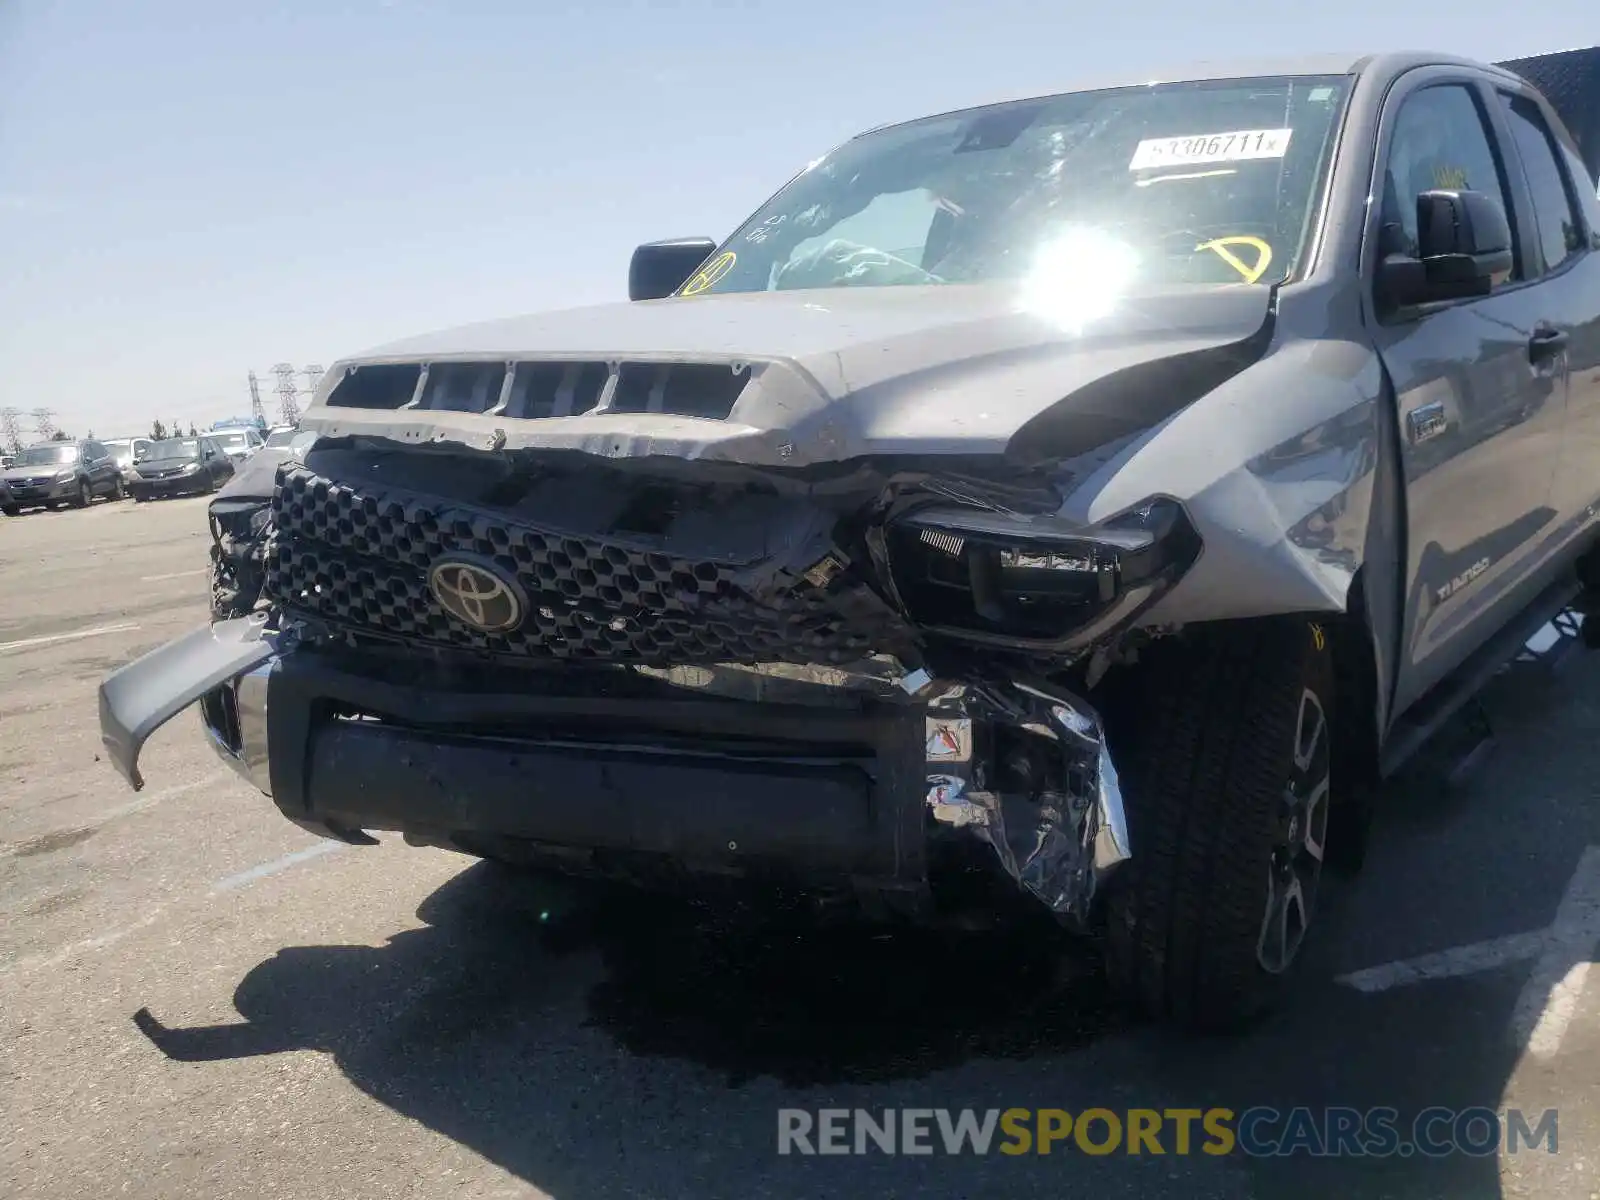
[[428, 558, 525, 633]]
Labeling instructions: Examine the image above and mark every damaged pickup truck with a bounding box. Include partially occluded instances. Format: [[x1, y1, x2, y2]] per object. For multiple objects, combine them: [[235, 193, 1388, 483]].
[[101, 48, 1600, 1028]]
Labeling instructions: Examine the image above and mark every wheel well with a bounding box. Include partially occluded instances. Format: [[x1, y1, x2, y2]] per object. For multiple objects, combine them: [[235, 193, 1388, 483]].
[[1326, 576, 1383, 870], [1098, 601, 1381, 870]]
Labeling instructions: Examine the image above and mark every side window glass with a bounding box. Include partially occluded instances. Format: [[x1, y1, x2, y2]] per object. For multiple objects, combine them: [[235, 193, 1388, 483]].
[[1380, 84, 1517, 282], [1498, 92, 1585, 274]]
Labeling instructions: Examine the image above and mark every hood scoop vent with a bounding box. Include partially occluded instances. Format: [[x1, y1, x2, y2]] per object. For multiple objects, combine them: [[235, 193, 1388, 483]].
[[325, 359, 751, 422]]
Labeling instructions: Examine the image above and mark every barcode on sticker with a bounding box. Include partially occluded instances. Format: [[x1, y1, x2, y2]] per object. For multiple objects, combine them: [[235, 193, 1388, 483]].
[[1129, 128, 1293, 171]]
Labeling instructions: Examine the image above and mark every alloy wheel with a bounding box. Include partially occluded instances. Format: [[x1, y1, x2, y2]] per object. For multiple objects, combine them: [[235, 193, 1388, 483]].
[[1256, 686, 1330, 974]]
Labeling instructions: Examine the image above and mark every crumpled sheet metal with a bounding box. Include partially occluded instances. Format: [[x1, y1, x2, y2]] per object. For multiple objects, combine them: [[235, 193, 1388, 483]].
[[924, 680, 1131, 922]]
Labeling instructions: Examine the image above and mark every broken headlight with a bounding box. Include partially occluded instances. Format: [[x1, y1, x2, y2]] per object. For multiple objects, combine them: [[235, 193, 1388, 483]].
[[884, 496, 1200, 649], [209, 499, 271, 540]]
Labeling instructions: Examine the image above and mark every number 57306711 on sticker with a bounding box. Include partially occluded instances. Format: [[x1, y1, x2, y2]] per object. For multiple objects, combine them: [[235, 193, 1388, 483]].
[[1128, 127, 1293, 171]]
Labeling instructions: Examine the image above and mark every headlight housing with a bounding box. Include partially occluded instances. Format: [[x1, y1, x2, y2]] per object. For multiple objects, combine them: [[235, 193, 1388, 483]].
[[209, 499, 271, 540], [884, 496, 1201, 651], [54, 469, 75, 482]]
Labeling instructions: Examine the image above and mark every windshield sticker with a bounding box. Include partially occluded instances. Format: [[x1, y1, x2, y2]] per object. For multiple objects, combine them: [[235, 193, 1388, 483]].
[[1129, 128, 1293, 171], [1195, 236, 1274, 284], [680, 250, 736, 296]]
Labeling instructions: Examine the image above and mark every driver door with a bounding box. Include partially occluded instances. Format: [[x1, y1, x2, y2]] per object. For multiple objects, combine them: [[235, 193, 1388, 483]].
[[1369, 72, 1568, 716]]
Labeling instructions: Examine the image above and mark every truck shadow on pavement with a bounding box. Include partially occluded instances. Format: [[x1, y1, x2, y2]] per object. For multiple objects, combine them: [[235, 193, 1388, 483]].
[[129, 856, 1532, 1199]]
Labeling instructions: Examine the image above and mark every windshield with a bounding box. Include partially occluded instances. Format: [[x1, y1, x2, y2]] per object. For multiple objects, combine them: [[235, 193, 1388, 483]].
[[218, 432, 252, 450], [145, 438, 199, 461], [682, 75, 1348, 298], [264, 428, 296, 448], [14, 444, 78, 467]]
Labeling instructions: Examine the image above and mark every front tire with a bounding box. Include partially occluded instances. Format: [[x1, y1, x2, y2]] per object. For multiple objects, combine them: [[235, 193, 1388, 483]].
[[1102, 618, 1334, 1030]]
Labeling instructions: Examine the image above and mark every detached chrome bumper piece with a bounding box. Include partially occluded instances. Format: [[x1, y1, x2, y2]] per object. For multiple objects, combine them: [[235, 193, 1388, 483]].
[[97, 615, 276, 791], [199, 659, 273, 793]]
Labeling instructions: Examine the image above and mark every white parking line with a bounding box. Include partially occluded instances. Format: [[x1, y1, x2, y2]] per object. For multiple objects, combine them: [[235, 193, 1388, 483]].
[[1512, 845, 1600, 1058], [0, 621, 139, 654], [1337, 845, 1600, 1059], [139, 569, 205, 582], [211, 842, 347, 893], [90, 769, 232, 825], [1338, 928, 1550, 992]]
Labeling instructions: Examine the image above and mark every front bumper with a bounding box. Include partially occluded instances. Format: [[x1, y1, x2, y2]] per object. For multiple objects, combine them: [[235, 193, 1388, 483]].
[[6, 479, 74, 504], [132, 472, 204, 497], [99, 624, 1131, 921]]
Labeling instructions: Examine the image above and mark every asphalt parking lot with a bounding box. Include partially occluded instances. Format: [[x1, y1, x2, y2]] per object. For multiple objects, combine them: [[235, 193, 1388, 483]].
[[2, 497, 1598, 1199]]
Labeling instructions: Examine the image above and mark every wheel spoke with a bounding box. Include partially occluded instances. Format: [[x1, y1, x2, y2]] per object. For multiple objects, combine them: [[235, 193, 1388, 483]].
[[1294, 687, 1327, 773], [1257, 868, 1306, 974], [1301, 774, 1330, 863]]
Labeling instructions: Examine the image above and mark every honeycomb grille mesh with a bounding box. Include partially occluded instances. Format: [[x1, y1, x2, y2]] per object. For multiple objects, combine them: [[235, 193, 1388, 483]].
[[267, 465, 903, 666]]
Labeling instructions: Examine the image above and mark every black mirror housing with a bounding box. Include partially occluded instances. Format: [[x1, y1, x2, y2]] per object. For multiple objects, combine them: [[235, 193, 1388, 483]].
[[1379, 189, 1514, 308], [629, 237, 718, 301]]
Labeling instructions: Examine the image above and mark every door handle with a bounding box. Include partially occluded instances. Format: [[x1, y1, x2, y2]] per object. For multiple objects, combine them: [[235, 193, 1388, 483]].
[[1528, 327, 1569, 365]]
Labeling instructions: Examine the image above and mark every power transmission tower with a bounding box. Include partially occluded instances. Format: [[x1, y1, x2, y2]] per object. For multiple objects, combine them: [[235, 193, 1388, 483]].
[[271, 362, 300, 426], [0, 408, 22, 454], [248, 371, 267, 428], [30, 408, 56, 441], [300, 364, 324, 414]]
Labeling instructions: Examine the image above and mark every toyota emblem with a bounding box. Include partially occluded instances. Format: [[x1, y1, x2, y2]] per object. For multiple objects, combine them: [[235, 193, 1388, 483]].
[[427, 557, 525, 633]]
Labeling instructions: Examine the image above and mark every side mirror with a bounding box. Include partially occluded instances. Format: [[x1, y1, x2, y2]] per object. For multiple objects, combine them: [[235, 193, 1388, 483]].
[[628, 237, 718, 301], [1377, 189, 1513, 309]]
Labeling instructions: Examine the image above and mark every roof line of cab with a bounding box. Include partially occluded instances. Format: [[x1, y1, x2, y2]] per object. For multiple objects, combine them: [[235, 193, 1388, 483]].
[[848, 50, 1539, 141]]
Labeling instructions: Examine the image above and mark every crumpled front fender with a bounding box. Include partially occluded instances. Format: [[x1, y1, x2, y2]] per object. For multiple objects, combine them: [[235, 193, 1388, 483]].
[[98, 615, 276, 791]]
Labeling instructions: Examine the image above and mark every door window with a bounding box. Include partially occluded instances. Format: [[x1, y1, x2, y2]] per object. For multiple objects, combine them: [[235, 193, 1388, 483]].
[[1380, 84, 1518, 282], [1498, 93, 1585, 274]]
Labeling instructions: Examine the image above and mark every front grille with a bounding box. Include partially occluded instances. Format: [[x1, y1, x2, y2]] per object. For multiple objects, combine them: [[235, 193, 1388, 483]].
[[323, 359, 751, 421], [267, 465, 911, 667]]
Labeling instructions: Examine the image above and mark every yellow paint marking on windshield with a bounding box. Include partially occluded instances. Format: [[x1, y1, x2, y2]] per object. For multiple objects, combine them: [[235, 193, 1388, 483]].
[[680, 250, 736, 296], [1195, 236, 1273, 284]]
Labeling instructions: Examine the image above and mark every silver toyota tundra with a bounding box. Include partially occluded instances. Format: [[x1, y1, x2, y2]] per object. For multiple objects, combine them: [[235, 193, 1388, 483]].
[[100, 47, 1600, 1028]]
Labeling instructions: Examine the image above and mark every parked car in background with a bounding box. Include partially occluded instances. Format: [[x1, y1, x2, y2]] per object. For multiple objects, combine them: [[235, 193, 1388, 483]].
[[212, 428, 264, 463], [2, 439, 124, 513], [128, 436, 235, 500], [263, 425, 298, 449], [100, 437, 154, 488]]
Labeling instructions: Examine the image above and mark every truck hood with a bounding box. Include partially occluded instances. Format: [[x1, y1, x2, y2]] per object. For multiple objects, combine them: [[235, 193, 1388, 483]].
[[303, 282, 1274, 468]]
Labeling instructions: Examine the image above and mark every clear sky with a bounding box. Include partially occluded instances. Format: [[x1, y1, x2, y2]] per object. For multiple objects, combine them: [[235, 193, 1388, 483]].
[[0, 0, 1586, 440]]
